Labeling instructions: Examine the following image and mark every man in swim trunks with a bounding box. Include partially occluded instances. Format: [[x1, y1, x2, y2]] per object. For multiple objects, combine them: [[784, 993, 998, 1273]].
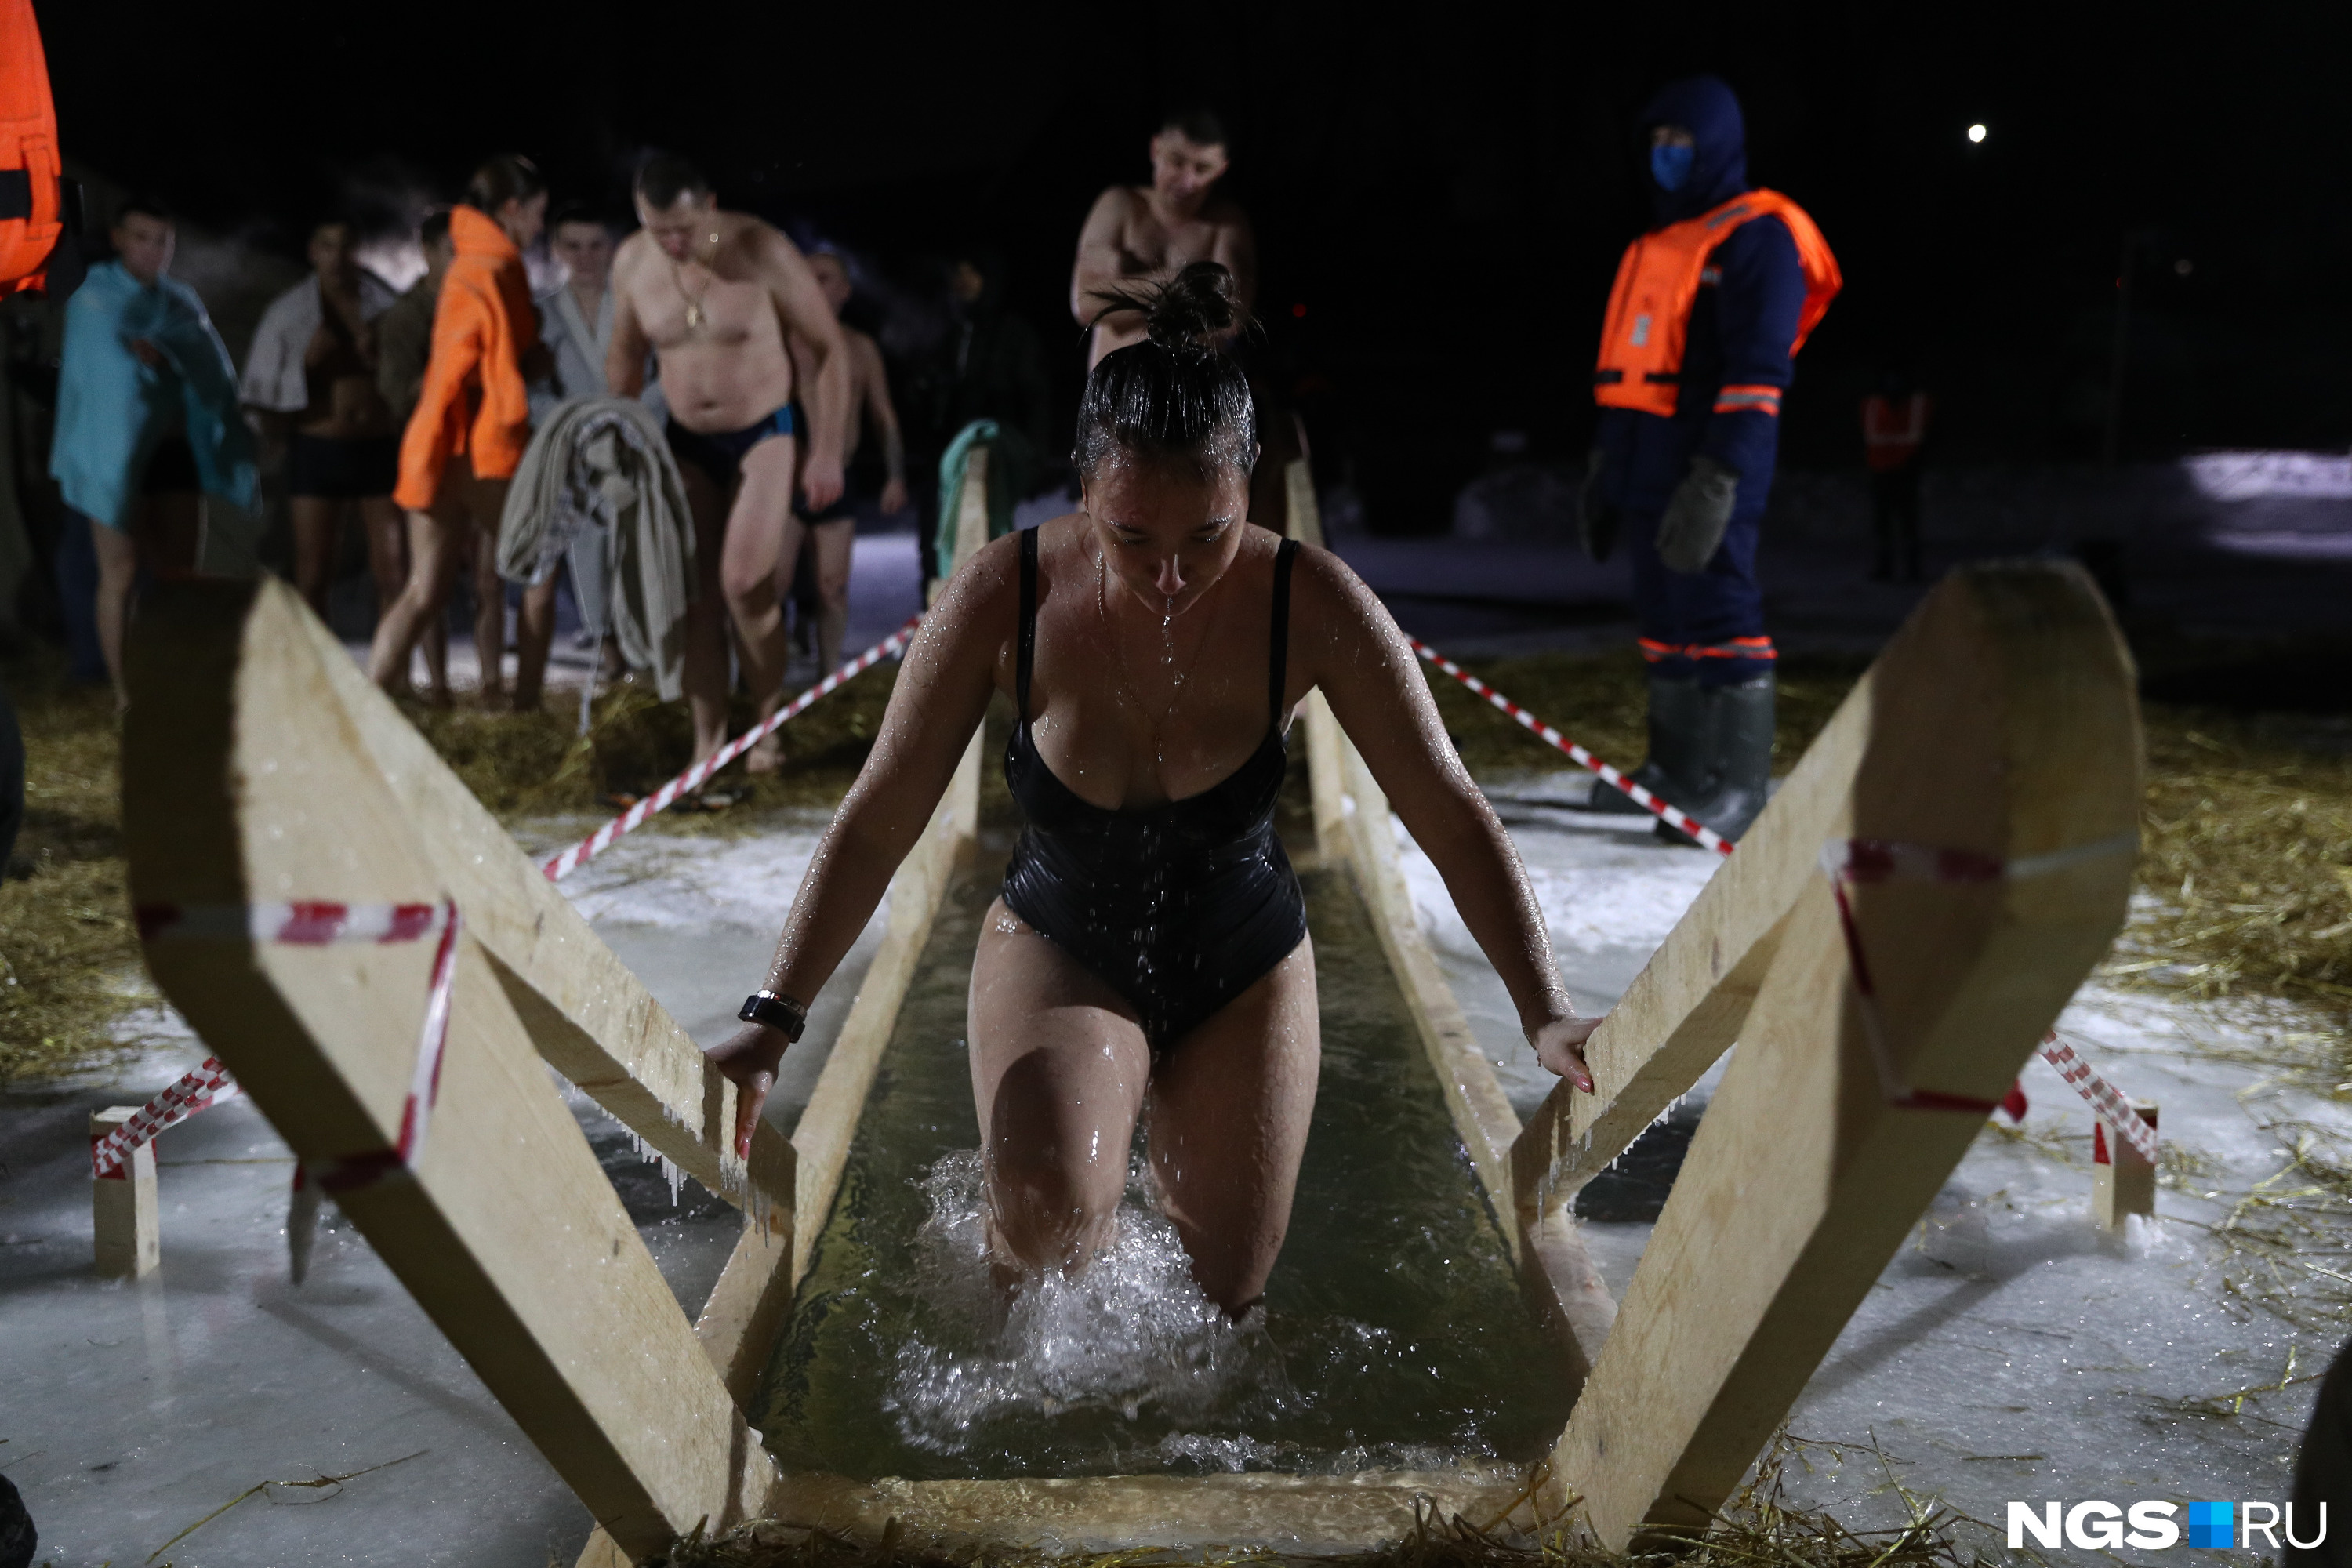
[[775, 249, 909, 676], [1069, 108, 1256, 367], [607, 153, 851, 771]]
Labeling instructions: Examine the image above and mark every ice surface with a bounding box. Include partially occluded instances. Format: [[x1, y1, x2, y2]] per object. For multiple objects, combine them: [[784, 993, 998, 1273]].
[[5, 775, 2336, 1563]]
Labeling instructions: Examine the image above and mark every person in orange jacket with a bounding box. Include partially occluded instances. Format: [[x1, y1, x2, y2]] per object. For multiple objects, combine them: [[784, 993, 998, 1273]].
[[366, 154, 550, 705]]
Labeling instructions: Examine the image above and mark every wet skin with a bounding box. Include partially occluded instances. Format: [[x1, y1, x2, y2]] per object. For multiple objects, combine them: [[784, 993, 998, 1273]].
[[707, 458, 1599, 1314]]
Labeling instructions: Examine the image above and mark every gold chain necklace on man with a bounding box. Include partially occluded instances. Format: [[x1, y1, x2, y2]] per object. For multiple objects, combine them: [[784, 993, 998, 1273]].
[[670, 230, 722, 332], [1097, 544, 1220, 770]]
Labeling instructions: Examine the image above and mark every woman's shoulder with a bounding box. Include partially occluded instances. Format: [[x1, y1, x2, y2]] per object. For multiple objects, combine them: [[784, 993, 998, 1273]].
[[931, 524, 1029, 624]]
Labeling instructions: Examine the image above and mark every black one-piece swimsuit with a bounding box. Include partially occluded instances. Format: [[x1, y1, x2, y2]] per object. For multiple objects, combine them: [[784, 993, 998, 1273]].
[[1000, 527, 1309, 1049]]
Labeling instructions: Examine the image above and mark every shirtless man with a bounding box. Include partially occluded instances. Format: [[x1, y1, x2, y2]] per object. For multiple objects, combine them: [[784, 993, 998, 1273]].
[[776, 249, 909, 679], [1069, 109, 1256, 366], [607, 154, 851, 771]]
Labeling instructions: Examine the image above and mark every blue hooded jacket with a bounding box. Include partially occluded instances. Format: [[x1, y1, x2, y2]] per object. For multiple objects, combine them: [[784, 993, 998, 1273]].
[[51, 260, 257, 529], [1596, 75, 1806, 524]]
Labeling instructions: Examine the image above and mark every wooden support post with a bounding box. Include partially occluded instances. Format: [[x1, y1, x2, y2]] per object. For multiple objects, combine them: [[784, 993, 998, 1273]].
[[179, 577, 794, 1222], [123, 594, 781, 1560], [2093, 1102, 2158, 1231], [1546, 563, 2140, 1550], [89, 1108, 158, 1279]]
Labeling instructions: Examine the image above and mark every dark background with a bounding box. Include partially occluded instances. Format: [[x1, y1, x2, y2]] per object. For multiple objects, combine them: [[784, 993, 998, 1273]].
[[37, 0, 2352, 535]]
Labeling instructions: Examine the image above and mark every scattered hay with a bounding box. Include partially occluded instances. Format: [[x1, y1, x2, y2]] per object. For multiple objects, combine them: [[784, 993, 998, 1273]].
[[0, 655, 167, 1085], [2182, 1115, 2352, 1332], [656, 1436, 2004, 1568], [2106, 710, 2352, 1028], [402, 666, 901, 822]]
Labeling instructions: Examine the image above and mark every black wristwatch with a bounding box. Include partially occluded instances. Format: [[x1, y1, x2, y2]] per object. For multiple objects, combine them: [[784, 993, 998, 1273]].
[[739, 990, 808, 1042]]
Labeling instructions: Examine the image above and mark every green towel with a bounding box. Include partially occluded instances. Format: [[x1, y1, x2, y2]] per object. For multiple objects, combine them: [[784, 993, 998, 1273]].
[[931, 418, 1042, 577]]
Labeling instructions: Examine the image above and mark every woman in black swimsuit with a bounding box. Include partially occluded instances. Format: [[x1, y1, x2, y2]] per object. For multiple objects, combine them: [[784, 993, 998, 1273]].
[[710, 265, 1598, 1315]]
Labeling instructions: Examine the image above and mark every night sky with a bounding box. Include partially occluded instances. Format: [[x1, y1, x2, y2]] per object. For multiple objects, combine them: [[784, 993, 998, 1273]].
[[38, 1, 2352, 532]]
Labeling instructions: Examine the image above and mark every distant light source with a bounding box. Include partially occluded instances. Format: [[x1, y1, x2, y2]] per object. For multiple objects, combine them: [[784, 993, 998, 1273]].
[[1967, 123, 1987, 143], [1291, 302, 1307, 318], [2175, 258, 2194, 277]]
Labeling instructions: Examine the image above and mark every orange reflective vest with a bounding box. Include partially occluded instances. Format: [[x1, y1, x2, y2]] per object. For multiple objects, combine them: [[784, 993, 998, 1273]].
[[0, 0, 63, 297], [1592, 188, 1841, 420], [1861, 392, 1931, 471]]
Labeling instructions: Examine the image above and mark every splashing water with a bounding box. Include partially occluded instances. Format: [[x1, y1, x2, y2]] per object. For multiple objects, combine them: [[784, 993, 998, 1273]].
[[883, 1152, 1294, 1451], [757, 858, 1576, 1479]]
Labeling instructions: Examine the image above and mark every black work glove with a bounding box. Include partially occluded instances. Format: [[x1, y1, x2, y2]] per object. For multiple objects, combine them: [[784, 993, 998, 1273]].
[[1655, 455, 1740, 573], [1577, 448, 1619, 563]]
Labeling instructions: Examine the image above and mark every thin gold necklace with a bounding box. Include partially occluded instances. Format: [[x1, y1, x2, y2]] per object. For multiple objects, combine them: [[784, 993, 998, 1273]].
[[670, 230, 722, 332], [1097, 544, 1220, 773]]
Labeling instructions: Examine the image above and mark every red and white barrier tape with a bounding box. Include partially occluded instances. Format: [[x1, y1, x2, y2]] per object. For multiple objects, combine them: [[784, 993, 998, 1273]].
[[2044, 1033, 2161, 1165], [1408, 638, 1733, 855], [1408, 632, 2156, 1145], [1816, 836, 2154, 1152], [130, 899, 463, 1191], [90, 1057, 237, 1178], [540, 614, 923, 881]]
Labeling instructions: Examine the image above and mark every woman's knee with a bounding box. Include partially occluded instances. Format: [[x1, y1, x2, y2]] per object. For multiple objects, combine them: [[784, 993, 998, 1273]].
[[985, 1136, 1123, 1271], [719, 558, 775, 612]]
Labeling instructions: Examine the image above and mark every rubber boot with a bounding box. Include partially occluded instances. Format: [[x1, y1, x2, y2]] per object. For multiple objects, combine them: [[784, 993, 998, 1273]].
[[1657, 674, 1775, 846], [1592, 672, 1713, 813]]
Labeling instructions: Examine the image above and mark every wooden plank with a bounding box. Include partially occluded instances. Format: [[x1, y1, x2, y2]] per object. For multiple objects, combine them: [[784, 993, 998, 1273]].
[[1283, 474, 1613, 1384], [956, 447, 992, 572], [1509, 666, 1872, 1221], [787, 729, 978, 1288], [1547, 561, 2141, 1548], [579, 436, 992, 1567], [232, 577, 796, 1221], [762, 1468, 1532, 1551], [89, 1108, 158, 1279], [122, 585, 779, 1560], [1283, 461, 1349, 866], [1338, 740, 1523, 1250], [573, 736, 977, 1565]]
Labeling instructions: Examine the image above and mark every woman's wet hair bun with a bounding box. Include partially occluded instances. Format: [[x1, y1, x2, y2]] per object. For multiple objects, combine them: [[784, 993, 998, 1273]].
[[1142, 261, 1247, 350], [1075, 263, 1257, 484]]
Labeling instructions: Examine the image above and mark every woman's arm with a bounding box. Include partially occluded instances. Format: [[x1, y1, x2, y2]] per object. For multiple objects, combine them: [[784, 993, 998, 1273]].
[[707, 533, 1018, 1149], [1301, 548, 1597, 1089]]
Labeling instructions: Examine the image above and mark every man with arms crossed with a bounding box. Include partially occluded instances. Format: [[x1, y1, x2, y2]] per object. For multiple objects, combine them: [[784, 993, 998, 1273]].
[[608, 154, 851, 772], [1069, 108, 1255, 366]]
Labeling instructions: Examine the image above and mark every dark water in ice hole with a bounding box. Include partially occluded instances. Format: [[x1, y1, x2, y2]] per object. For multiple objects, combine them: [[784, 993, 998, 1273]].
[[755, 854, 1577, 1479]]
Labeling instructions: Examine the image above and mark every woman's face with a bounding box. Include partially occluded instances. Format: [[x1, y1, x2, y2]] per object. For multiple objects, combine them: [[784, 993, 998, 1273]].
[[500, 191, 549, 250], [1082, 455, 1253, 618]]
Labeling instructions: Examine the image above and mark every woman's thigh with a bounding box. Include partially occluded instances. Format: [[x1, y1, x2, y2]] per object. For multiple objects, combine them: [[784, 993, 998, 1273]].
[[968, 900, 1152, 1240], [1146, 938, 1320, 1310]]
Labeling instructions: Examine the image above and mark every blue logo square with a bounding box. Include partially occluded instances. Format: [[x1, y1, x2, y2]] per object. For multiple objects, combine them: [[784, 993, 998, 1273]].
[[2187, 1501, 2234, 1549]]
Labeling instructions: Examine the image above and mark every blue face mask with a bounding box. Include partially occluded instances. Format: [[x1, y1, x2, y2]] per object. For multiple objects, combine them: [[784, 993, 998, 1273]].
[[1650, 142, 1695, 193]]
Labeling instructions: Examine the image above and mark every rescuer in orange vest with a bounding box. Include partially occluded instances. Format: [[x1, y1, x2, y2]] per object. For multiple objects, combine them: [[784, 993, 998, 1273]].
[[1577, 76, 1839, 844], [0, 0, 69, 882], [1861, 368, 1931, 582]]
